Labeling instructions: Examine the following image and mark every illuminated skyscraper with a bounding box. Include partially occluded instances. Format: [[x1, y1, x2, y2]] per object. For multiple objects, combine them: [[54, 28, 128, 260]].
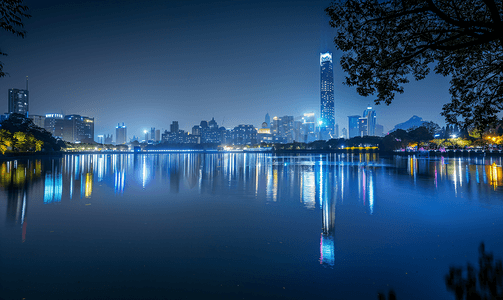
[[320, 52, 335, 139], [8, 77, 29, 117], [348, 115, 360, 139], [116, 123, 127, 144], [362, 106, 377, 136]]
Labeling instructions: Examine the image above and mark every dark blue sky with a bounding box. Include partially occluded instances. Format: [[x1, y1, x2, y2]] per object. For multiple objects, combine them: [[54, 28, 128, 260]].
[[1, 0, 451, 139]]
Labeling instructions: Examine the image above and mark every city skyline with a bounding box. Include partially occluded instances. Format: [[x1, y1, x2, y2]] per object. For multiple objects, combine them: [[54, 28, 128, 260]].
[[1, 0, 452, 140]]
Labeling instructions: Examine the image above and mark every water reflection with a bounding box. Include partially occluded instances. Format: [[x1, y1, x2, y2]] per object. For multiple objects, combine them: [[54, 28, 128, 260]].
[[1, 153, 502, 264]]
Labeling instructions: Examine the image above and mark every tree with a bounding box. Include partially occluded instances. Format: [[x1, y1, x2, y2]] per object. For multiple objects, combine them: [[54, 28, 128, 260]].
[[325, 0, 503, 131], [381, 129, 411, 151], [1, 0, 31, 77], [0, 129, 13, 154], [445, 243, 503, 300], [408, 125, 434, 144], [0, 113, 61, 151], [422, 121, 441, 136]]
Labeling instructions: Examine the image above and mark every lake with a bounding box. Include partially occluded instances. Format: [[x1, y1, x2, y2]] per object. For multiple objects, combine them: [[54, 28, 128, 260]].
[[1, 153, 502, 300]]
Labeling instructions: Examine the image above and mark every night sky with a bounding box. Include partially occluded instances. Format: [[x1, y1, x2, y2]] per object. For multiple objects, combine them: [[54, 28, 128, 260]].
[[1, 0, 451, 140]]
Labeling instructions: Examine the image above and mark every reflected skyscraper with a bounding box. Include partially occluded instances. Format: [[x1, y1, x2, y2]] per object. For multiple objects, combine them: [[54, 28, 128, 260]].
[[320, 52, 335, 139]]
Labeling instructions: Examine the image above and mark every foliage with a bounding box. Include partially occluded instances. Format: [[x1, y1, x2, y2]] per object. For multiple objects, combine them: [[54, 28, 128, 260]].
[[422, 121, 441, 136], [485, 135, 503, 145], [451, 138, 473, 148], [408, 126, 434, 143], [445, 243, 503, 300], [381, 129, 411, 151], [0, 113, 60, 151], [0, 0, 31, 77], [0, 128, 43, 153], [326, 0, 503, 131], [0, 129, 13, 154]]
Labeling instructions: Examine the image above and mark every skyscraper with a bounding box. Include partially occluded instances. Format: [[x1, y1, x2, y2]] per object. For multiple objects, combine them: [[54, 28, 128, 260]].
[[150, 127, 156, 142], [348, 115, 360, 139], [8, 77, 29, 117], [362, 106, 377, 136], [320, 52, 335, 139], [63, 114, 95, 143], [116, 123, 127, 144], [170, 121, 179, 133]]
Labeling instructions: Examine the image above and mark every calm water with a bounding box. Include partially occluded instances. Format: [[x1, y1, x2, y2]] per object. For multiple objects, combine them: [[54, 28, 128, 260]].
[[1, 153, 503, 300]]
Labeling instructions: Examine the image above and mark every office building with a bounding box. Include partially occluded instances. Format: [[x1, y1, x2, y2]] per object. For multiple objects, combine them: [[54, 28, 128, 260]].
[[104, 134, 113, 144], [375, 124, 384, 137], [320, 52, 335, 139], [301, 113, 317, 143], [45, 114, 65, 139], [60, 115, 94, 143], [231, 125, 257, 145], [270, 116, 294, 143], [358, 117, 368, 137], [362, 107, 377, 136], [348, 115, 360, 139], [116, 123, 127, 144], [29, 115, 45, 128], [341, 128, 348, 139], [8, 77, 29, 117], [170, 121, 179, 133], [150, 127, 156, 142], [257, 122, 272, 143]]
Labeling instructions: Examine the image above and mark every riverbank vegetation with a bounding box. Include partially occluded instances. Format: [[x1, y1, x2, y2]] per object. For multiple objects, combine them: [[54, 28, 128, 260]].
[[0, 114, 62, 154]]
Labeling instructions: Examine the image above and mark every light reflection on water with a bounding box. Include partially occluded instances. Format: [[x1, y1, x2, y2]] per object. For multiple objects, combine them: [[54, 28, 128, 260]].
[[1, 153, 503, 299]]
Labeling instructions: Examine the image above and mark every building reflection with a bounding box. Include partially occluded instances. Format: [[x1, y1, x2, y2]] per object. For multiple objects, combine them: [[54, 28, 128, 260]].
[[3, 152, 503, 253], [0, 160, 44, 242]]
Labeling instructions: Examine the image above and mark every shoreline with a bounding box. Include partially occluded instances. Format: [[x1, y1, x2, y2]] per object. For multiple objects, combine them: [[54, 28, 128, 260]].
[[2, 149, 502, 160]]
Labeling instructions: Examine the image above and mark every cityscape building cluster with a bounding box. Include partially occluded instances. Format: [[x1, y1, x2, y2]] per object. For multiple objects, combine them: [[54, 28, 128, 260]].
[[3, 52, 393, 148]]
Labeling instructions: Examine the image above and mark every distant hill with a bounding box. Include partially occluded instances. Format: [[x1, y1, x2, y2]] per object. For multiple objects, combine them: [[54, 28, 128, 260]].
[[391, 115, 426, 132]]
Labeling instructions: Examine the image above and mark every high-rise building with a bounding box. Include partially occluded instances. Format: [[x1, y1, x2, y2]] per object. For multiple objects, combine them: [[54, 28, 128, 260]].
[[270, 116, 294, 143], [320, 52, 335, 139], [45, 114, 65, 139], [265, 113, 271, 128], [82, 117, 94, 143], [231, 125, 257, 145], [341, 128, 348, 139], [8, 77, 29, 117], [155, 129, 160, 142], [29, 115, 45, 128], [59, 115, 94, 143], [170, 121, 179, 133], [348, 115, 360, 138], [116, 123, 127, 144], [104, 134, 113, 144], [358, 117, 368, 137], [375, 124, 384, 137], [150, 127, 155, 142], [362, 107, 377, 136]]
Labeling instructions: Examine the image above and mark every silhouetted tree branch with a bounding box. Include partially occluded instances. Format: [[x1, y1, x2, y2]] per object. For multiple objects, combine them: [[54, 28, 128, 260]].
[[325, 0, 503, 131], [0, 0, 31, 77]]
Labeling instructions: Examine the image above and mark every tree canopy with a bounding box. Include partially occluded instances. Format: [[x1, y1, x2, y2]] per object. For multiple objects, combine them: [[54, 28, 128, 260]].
[[1, 0, 31, 78], [0, 113, 62, 151], [325, 0, 503, 131]]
